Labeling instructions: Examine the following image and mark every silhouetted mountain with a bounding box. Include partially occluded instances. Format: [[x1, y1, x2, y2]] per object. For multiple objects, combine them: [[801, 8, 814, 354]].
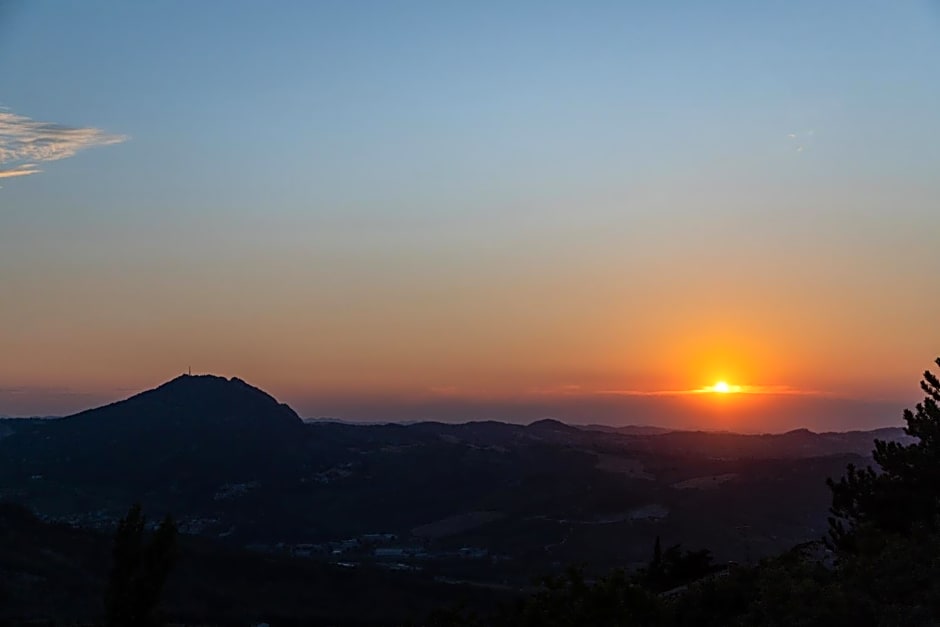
[[0, 374, 311, 506], [68, 373, 303, 431]]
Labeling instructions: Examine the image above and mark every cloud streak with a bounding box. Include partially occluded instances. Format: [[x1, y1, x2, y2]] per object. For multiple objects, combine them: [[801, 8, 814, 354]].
[[0, 109, 126, 181], [524, 383, 823, 398], [0, 163, 40, 178], [597, 384, 821, 397]]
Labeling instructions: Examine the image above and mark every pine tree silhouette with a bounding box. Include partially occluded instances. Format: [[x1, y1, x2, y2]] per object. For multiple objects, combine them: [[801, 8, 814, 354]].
[[105, 504, 178, 627], [827, 358, 940, 551]]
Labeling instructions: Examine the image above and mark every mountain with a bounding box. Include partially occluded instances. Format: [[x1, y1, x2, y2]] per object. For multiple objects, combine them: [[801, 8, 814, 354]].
[[70, 373, 302, 425], [0, 374, 312, 518]]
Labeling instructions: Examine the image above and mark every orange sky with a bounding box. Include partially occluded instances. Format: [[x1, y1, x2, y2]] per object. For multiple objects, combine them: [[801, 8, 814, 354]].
[[2, 183, 937, 426], [2, 212, 935, 429]]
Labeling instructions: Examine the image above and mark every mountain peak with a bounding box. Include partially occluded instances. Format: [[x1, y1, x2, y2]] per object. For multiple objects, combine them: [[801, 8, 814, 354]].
[[156, 373, 279, 400], [781, 428, 816, 437], [66, 373, 303, 433]]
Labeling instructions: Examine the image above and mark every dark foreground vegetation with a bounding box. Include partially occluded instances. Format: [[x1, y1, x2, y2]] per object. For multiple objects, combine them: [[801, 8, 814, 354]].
[[0, 504, 506, 626]]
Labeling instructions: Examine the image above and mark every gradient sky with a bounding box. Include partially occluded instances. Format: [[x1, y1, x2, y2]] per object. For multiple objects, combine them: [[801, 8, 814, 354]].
[[1, 1, 939, 430]]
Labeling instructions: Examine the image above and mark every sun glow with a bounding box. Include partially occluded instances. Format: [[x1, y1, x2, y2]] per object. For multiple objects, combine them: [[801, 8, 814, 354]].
[[710, 381, 742, 394]]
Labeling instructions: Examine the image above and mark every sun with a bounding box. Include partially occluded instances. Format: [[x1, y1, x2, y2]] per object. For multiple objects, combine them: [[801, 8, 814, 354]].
[[712, 381, 732, 394]]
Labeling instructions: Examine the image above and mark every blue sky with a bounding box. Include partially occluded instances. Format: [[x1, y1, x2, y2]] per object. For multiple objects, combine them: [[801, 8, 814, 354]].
[[4, 1, 937, 208], [1, 1, 939, 428]]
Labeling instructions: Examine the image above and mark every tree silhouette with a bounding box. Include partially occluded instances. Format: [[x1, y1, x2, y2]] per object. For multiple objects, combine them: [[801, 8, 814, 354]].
[[635, 536, 715, 594], [506, 566, 661, 627], [649, 536, 663, 588], [105, 504, 178, 627], [828, 358, 940, 551]]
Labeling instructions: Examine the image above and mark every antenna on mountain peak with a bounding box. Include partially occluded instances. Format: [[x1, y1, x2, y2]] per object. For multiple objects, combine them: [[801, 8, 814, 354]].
[[188, 366, 192, 376]]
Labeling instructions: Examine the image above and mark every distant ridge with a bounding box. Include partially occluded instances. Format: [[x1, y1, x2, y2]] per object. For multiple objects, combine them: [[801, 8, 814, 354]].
[[580, 424, 674, 436], [526, 418, 581, 432]]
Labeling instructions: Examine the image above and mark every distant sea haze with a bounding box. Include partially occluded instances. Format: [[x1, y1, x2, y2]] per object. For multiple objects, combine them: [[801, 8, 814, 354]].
[[1, 379, 908, 433], [288, 391, 906, 434]]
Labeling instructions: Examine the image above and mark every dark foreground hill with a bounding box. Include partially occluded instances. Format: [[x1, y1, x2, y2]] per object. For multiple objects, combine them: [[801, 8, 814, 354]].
[[0, 375, 911, 593], [0, 502, 506, 626]]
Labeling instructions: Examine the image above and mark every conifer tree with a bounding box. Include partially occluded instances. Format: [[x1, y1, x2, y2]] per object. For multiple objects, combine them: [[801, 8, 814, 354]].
[[828, 358, 940, 551]]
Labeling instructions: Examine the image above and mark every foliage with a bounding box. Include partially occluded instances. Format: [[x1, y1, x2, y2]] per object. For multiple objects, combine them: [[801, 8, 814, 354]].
[[638, 536, 716, 593], [507, 567, 663, 627], [105, 504, 178, 627], [428, 567, 662, 627], [828, 358, 940, 550]]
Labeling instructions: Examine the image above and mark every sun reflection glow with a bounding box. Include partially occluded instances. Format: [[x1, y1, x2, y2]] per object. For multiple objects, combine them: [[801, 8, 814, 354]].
[[708, 381, 744, 394]]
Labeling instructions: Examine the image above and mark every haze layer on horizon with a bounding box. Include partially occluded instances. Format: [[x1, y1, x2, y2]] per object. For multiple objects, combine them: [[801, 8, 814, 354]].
[[1, 2, 939, 431], [0, 373, 913, 434]]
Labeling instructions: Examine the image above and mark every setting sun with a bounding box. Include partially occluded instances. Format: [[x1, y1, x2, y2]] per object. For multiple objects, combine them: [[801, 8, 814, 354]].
[[712, 381, 733, 394]]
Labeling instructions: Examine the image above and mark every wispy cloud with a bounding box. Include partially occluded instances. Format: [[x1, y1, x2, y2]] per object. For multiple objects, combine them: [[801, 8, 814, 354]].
[[525, 383, 821, 398], [0, 163, 40, 178], [786, 129, 815, 154], [0, 109, 127, 181], [597, 384, 821, 397], [527, 384, 584, 396]]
